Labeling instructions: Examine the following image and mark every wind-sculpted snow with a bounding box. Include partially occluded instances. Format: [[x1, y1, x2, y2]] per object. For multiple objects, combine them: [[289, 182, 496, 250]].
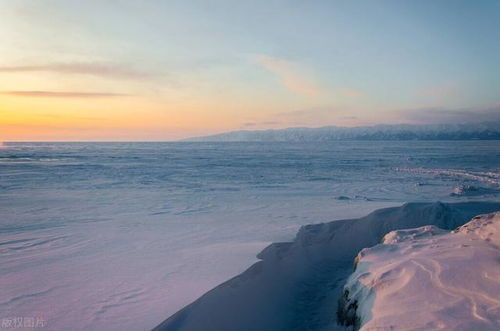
[[450, 185, 499, 197], [154, 202, 500, 331], [340, 212, 500, 330], [395, 167, 500, 186]]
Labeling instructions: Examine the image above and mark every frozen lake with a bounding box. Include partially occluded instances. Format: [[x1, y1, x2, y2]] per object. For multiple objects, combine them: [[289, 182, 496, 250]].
[[1, 141, 499, 330]]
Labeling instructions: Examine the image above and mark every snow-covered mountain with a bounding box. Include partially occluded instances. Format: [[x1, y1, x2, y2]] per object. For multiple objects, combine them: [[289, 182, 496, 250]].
[[184, 122, 500, 141]]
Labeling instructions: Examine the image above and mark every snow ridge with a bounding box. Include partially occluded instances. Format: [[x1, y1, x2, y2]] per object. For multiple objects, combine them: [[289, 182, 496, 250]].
[[339, 212, 500, 330], [154, 201, 500, 331], [395, 167, 500, 186]]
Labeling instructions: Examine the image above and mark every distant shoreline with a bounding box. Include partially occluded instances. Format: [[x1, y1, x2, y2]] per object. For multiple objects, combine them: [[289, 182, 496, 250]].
[[2, 138, 500, 144], [184, 122, 500, 142]]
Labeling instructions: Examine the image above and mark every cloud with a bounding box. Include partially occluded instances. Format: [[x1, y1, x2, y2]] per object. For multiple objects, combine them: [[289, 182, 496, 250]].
[[255, 55, 322, 97], [273, 106, 366, 127], [274, 105, 500, 127], [1, 91, 130, 98], [338, 88, 362, 98], [241, 121, 279, 128], [0, 62, 153, 80], [418, 86, 454, 99], [276, 106, 337, 118], [400, 105, 500, 124]]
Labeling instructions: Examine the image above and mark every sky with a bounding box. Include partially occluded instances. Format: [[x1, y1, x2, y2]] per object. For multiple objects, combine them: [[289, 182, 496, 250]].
[[1, 0, 499, 141]]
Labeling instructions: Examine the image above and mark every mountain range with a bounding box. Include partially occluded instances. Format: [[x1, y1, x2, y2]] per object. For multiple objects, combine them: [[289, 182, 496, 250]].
[[184, 122, 500, 141]]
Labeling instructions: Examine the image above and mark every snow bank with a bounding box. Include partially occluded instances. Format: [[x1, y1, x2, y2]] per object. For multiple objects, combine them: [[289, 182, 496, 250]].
[[339, 212, 500, 330], [450, 184, 499, 197], [395, 167, 500, 186], [154, 201, 500, 331]]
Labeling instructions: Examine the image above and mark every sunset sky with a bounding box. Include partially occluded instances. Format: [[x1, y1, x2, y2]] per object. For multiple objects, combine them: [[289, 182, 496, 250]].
[[1, 0, 499, 141]]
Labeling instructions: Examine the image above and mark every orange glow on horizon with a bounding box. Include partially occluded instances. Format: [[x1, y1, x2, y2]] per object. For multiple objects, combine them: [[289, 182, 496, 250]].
[[0, 91, 285, 141]]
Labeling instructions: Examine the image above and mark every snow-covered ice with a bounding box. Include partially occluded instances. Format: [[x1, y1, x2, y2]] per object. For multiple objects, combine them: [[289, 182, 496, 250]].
[[340, 212, 500, 330], [155, 202, 500, 331], [0, 141, 499, 330]]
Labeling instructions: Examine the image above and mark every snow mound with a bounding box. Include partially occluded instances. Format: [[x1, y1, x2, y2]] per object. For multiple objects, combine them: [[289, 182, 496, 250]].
[[455, 212, 500, 244], [395, 167, 500, 186], [381, 225, 448, 244], [339, 212, 500, 330], [154, 202, 500, 331], [451, 184, 499, 197]]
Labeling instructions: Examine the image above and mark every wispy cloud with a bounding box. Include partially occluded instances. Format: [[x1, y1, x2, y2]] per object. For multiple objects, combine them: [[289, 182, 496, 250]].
[[417, 86, 455, 99], [400, 105, 500, 124], [274, 105, 500, 127], [241, 121, 279, 128], [276, 106, 338, 119], [1, 91, 130, 98], [273, 106, 365, 126], [338, 88, 362, 98], [255, 55, 322, 97], [0, 62, 153, 80]]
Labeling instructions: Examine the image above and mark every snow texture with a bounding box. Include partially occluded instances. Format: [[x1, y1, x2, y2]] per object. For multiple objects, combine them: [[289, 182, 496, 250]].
[[340, 212, 500, 330], [155, 202, 500, 331], [1, 141, 498, 330]]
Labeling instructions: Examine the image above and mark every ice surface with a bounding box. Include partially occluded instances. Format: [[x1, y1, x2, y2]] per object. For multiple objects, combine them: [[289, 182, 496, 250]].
[[0, 141, 499, 330], [341, 212, 500, 330]]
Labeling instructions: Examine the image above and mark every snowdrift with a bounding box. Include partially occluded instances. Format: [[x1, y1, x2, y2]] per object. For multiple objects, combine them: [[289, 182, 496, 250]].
[[154, 201, 500, 331], [339, 212, 500, 330]]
